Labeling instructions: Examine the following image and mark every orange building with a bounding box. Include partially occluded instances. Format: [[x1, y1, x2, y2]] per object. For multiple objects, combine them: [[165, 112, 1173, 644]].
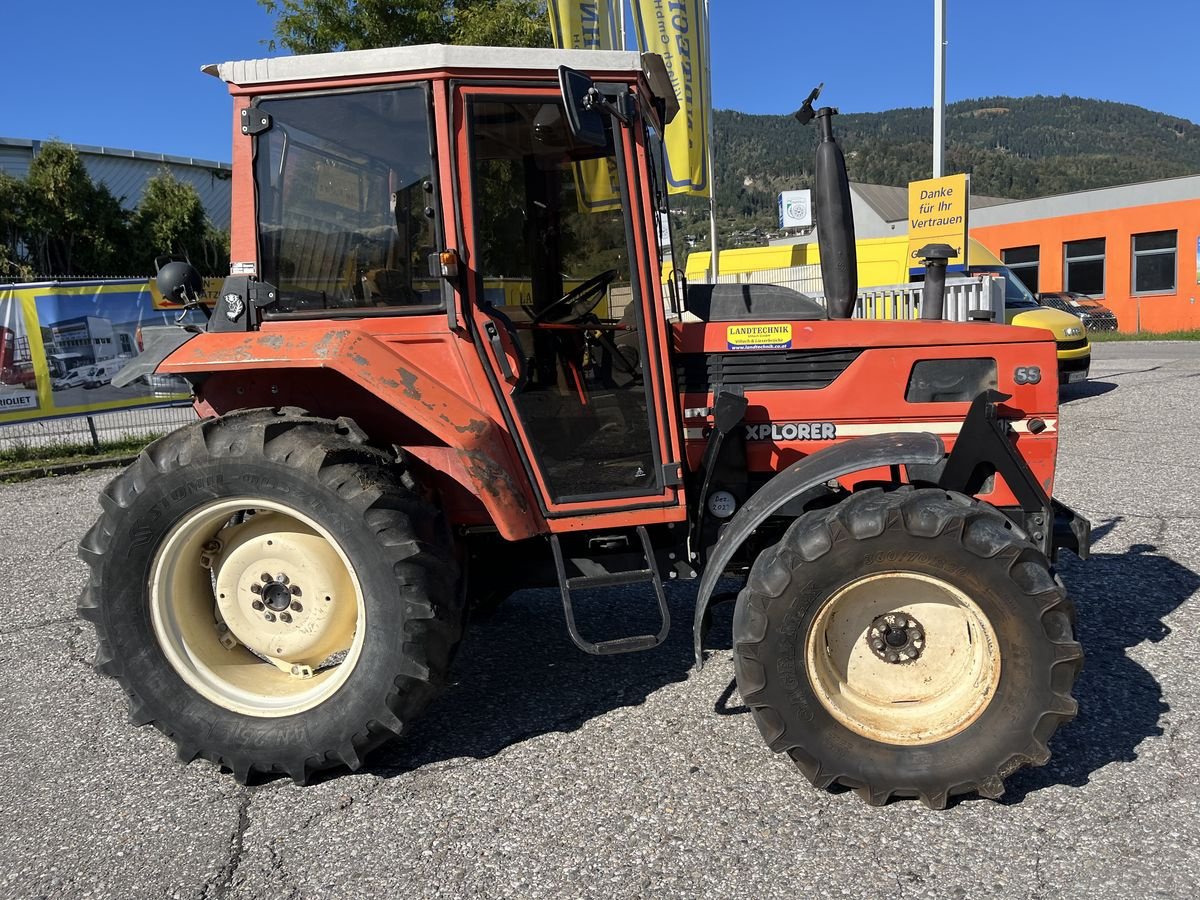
[[970, 175, 1200, 333]]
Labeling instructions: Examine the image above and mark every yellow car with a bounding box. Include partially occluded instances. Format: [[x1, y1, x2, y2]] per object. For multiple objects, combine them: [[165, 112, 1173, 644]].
[[971, 263, 1091, 384]]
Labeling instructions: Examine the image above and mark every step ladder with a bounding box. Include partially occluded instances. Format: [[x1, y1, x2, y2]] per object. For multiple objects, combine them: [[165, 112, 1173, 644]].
[[549, 525, 671, 655]]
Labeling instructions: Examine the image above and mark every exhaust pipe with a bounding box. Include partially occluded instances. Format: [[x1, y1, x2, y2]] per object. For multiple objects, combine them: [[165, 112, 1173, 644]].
[[918, 243, 958, 320], [797, 86, 857, 320]]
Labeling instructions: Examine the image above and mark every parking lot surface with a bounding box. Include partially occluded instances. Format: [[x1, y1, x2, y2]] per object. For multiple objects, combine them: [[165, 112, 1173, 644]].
[[2, 341, 1199, 899]]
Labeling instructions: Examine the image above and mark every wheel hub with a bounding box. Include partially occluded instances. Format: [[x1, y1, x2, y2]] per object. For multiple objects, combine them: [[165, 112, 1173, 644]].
[[258, 576, 296, 612], [867, 613, 925, 663], [213, 513, 356, 667]]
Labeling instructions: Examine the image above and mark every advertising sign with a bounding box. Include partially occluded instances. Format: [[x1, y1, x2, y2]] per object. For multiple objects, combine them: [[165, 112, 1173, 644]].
[[907, 173, 970, 275], [0, 279, 211, 426], [778, 189, 813, 229], [633, 0, 711, 197], [548, 1, 623, 212]]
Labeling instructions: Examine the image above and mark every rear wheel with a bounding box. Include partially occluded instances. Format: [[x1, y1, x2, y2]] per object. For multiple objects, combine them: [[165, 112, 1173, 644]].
[[733, 487, 1081, 808], [78, 408, 464, 783]]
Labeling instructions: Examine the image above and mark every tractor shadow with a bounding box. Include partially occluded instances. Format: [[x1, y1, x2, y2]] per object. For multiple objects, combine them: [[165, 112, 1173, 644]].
[[1003, 516, 1199, 803], [1059, 379, 1117, 403], [365, 579, 741, 777], [364, 516, 1195, 805]]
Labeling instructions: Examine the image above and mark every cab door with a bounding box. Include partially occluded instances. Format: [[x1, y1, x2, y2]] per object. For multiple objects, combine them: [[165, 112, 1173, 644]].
[[454, 84, 684, 521]]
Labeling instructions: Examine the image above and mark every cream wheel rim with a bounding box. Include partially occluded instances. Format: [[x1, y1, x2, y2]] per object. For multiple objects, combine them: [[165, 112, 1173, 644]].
[[804, 572, 1001, 745], [150, 497, 366, 717]]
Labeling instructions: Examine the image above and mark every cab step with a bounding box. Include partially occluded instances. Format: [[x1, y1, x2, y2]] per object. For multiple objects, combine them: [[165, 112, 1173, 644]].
[[550, 525, 671, 655]]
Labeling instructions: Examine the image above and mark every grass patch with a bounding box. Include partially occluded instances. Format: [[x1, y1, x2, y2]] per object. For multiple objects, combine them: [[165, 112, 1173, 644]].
[[1089, 329, 1200, 342], [0, 434, 159, 474]]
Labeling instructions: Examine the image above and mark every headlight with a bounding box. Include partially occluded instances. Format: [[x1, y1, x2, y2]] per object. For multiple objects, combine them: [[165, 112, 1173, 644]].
[[1064, 326, 1083, 337]]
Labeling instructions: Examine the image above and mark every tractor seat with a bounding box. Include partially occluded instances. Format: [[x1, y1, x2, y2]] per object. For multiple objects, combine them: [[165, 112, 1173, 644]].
[[686, 283, 828, 322]]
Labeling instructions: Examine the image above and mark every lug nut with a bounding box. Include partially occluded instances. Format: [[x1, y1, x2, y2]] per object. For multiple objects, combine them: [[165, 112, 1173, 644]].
[[290, 585, 302, 597], [252, 600, 264, 611], [280, 612, 292, 623], [251, 583, 262, 595], [275, 573, 289, 585], [261, 573, 272, 583], [290, 602, 302, 612], [264, 612, 276, 622]]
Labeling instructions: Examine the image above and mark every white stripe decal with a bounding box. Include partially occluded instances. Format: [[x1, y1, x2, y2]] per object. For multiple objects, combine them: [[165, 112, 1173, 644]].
[[681, 419, 1057, 440]]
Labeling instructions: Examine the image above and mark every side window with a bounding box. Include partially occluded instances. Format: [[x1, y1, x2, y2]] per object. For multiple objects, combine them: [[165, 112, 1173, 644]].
[[254, 85, 442, 315], [1064, 238, 1105, 296], [1002, 245, 1040, 295]]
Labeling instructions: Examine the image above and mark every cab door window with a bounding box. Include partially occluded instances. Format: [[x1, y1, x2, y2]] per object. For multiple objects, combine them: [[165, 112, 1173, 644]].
[[467, 95, 660, 503]]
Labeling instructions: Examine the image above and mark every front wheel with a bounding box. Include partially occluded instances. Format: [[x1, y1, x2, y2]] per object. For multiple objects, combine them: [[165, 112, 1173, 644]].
[[733, 487, 1082, 808], [78, 408, 464, 783]]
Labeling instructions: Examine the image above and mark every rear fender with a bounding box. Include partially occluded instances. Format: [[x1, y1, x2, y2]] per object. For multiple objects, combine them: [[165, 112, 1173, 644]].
[[158, 329, 543, 540], [692, 431, 945, 668]]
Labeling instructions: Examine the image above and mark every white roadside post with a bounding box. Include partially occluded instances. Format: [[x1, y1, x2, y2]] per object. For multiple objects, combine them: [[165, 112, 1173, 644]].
[[705, 0, 719, 282]]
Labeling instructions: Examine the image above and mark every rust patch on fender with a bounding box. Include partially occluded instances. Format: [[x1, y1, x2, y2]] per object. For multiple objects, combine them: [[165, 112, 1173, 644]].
[[396, 368, 421, 401], [313, 330, 351, 359], [454, 418, 488, 436], [257, 333, 285, 350], [461, 449, 529, 513]]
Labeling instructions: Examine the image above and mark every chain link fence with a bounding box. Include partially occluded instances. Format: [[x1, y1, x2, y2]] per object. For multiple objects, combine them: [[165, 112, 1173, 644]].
[[0, 404, 197, 453]]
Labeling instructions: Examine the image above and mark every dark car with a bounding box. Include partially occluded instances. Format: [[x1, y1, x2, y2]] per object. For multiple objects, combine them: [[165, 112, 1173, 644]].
[[1039, 291, 1119, 332]]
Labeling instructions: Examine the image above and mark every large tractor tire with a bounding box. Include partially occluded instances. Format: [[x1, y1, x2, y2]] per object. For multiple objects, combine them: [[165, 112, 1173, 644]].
[[78, 408, 464, 783], [733, 487, 1081, 809]]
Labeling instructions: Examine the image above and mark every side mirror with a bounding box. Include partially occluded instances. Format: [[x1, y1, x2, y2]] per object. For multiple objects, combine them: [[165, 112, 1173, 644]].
[[558, 66, 608, 148], [156, 257, 204, 306]]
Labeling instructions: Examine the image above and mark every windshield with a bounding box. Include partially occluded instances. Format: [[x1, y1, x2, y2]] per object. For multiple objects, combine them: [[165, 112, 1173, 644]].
[[972, 265, 1040, 310]]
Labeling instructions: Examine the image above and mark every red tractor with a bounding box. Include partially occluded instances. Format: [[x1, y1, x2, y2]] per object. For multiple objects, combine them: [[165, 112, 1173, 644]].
[[82, 45, 1088, 808]]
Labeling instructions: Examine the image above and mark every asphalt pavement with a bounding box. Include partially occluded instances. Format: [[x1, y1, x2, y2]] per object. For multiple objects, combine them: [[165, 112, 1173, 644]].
[[2, 341, 1199, 899]]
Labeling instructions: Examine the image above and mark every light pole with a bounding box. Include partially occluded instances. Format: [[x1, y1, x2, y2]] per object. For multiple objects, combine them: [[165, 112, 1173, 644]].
[[705, 0, 719, 281], [933, 0, 946, 177]]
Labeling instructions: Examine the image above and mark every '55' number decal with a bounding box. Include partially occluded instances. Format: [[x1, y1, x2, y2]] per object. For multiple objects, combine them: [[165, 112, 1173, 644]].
[[1014, 366, 1042, 385]]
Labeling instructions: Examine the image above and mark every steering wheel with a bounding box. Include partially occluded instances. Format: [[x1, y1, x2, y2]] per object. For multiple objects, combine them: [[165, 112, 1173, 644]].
[[531, 269, 619, 325]]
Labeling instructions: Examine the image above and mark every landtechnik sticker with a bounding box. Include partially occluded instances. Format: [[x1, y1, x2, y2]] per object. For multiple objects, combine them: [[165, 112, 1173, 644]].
[[726, 323, 793, 350]]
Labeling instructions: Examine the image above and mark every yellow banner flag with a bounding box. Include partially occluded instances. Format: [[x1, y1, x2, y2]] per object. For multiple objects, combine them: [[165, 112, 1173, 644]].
[[633, 0, 711, 197], [548, 0, 619, 50], [548, 1, 623, 212]]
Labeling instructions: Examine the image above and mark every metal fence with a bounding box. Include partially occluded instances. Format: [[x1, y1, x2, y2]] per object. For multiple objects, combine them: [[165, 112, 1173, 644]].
[[713, 265, 1004, 324], [0, 403, 196, 453]]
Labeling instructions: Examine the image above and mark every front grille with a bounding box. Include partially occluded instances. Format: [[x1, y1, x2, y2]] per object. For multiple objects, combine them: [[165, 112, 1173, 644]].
[[1057, 337, 1089, 352], [676, 348, 862, 393]]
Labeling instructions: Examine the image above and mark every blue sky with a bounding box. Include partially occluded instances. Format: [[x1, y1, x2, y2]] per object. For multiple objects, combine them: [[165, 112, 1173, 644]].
[[3, 1, 1197, 163]]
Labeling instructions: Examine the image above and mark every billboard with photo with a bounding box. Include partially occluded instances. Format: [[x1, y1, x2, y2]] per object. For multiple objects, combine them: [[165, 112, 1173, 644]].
[[0, 279, 213, 426]]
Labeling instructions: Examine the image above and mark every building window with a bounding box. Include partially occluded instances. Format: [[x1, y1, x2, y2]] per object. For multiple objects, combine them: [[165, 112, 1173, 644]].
[[1003, 245, 1040, 294], [1132, 230, 1177, 295], [1064, 238, 1105, 295]]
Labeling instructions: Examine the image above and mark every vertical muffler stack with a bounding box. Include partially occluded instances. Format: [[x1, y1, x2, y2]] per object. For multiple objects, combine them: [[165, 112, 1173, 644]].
[[813, 109, 857, 319], [918, 243, 957, 320], [797, 87, 857, 320]]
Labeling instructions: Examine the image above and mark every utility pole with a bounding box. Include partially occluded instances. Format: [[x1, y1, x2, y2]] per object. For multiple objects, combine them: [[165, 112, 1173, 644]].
[[705, 0, 719, 281], [933, 0, 946, 177]]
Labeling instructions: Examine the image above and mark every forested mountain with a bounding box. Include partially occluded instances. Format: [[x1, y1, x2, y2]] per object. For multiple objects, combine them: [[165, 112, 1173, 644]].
[[683, 95, 1200, 249]]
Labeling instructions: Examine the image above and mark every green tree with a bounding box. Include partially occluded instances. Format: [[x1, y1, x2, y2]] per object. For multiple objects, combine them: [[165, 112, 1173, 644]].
[[0, 173, 32, 279], [131, 170, 230, 276], [258, 0, 550, 52], [21, 141, 130, 276], [132, 171, 208, 270]]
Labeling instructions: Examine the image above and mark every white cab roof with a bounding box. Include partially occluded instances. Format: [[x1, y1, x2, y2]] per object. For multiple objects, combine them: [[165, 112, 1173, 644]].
[[203, 44, 648, 87]]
